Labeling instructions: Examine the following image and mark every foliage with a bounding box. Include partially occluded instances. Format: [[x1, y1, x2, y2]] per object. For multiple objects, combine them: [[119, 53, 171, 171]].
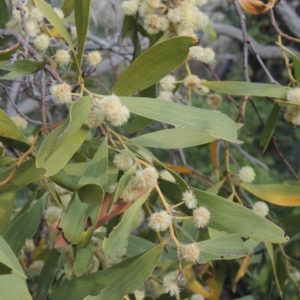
[[0, 0, 299, 299]]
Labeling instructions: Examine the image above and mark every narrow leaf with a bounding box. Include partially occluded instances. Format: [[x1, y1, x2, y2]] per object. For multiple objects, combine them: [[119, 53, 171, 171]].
[[0, 0, 10, 26], [0, 236, 26, 278], [36, 249, 61, 300], [36, 96, 92, 176], [3, 194, 46, 256], [0, 273, 32, 300], [131, 128, 216, 149], [62, 0, 75, 15], [241, 183, 300, 206], [201, 81, 289, 98], [111, 36, 196, 96], [103, 190, 151, 260], [74, 243, 93, 276], [260, 104, 280, 152], [121, 97, 241, 144], [74, 0, 91, 67], [0, 191, 15, 234], [0, 159, 44, 194], [0, 59, 47, 79], [50, 242, 165, 300], [34, 0, 74, 52]]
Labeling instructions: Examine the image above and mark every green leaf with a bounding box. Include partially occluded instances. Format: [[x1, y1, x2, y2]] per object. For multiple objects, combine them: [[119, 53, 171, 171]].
[[78, 136, 108, 189], [241, 183, 300, 206], [33, 0, 76, 55], [276, 43, 300, 80], [111, 36, 196, 96], [74, 243, 93, 276], [0, 191, 15, 235], [3, 194, 46, 256], [160, 182, 289, 243], [260, 104, 280, 153], [50, 242, 165, 300], [59, 192, 101, 245], [0, 0, 10, 26], [0, 159, 44, 194], [264, 242, 282, 298], [107, 164, 136, 213], [201, 81, 289, 98], [0, 273, 32, 300], [0, 109, 27, 143], [0, 59, 47, 79], [131, 128, 217, 149], [126, 84, 156, 133], [36, 96, 92, 177], [202, 23, 217, 41], [0, 236, 26, 278], [76, 184, 104, 205], [103, 190, 151, 260], [206, 179, 225, 195], [126, 235, 177, 264], [62, 0, 74, 15], [196, 234, 249, 263], [121, 97, 241, 144], [74, 0, 91, 67], [36, 249, 61, 300]]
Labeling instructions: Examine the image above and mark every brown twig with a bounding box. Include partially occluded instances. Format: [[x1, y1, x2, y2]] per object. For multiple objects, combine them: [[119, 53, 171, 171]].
[[269, 9, 300, 43], [0, 42, 20, 54], [16, 0, 30, 58], [40, 70, 47, 129]]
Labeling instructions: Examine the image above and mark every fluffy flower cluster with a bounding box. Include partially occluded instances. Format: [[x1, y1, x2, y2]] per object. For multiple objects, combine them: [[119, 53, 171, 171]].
[[188, 46, 215, 64], [179, 243, 200, 263], [33, 34, 50, 52], [55, 49, 71, 67], [121, 166, 159, 202], [252, 201, 269, 217], [148, 210, 172, 231], [182, 190, 197, 209], [6, 1, 63, 41], [183, 75, 210, 95], [50, 83, 73, 104], [286, 88, 300, 104], [163, 271, 180, 297], [206, 94, 222, 109], [284, 106, 300, 126], [193, 206, 211, 228], [238, 166, 256, 183], [121, 0, 210, 38], [86, 51, 102, 67], [44, 206, 63, 224], [113, 149, 135, 171]]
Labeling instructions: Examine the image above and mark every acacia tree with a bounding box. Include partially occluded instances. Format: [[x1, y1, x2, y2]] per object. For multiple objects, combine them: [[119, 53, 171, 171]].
[[0, 0, 299, 299]]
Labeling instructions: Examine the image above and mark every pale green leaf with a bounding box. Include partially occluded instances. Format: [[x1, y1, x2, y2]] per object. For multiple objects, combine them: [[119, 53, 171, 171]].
[[206, 179, 225, 195], [0, 236, 26, 278], [79, 136, 108, 189], [74, 243, 93, 276], [59, 192, 101, 244], [121, 97, 241, 144], [197, 234, 249, 263], [0, 109, 27, 143], [34, 0, 74, 52], [0, 273, 32, 300], [36, 96, 92, 177], [3, 194, 46, 256], [160, 180, 289, 243], [0, 159, 44, 194], [111, 36, 196, 96], [131, 128, 217, 148], [103, 190, 151, 260], [201, 81, 290, 98], [50, 242, 165, 300]]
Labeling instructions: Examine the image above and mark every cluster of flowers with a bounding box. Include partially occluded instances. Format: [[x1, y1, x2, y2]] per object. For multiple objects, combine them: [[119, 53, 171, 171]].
[[284, 88, 300, 126], [122, 0, 209, 39]]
